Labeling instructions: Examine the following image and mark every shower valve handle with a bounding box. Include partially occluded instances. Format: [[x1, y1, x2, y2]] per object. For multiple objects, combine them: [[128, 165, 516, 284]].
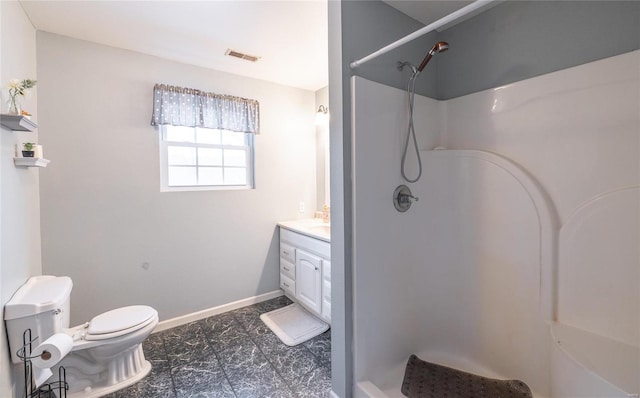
[[393, 185, 419, 213], [399, 192, 419, 204]]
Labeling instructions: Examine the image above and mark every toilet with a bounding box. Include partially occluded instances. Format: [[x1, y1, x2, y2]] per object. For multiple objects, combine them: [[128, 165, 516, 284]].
[[4, 275, 159, 397]]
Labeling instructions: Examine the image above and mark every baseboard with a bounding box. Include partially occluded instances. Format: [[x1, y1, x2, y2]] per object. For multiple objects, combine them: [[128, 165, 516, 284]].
[[153, 290, 284, 333], [330, 390, 340, 398]]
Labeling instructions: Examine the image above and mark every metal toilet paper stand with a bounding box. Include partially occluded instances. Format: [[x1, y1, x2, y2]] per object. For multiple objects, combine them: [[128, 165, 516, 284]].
[[17, 328, 68, 398]]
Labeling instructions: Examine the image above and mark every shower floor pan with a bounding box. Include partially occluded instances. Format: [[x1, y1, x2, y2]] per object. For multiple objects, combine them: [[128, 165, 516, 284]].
[[355, 350, 548, 398]]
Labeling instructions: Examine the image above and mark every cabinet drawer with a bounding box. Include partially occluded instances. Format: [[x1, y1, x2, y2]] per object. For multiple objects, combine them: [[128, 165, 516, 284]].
[[280, 259, 295, 280], [280, 243, 295, 263], [280, 274, 295, 296], [281, 228, 330, 259]]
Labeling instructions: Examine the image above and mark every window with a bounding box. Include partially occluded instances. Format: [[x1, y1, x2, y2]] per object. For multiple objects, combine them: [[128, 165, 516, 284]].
[[159, 125, 254, 191], [150, 83, 259, 191]]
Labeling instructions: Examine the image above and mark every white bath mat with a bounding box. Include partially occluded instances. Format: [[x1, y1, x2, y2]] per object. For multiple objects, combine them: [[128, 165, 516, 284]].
[[260, 303, 329, 346]]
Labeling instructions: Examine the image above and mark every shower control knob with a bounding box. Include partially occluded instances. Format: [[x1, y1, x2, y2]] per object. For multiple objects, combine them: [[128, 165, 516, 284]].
[[393, 185, 418, 212]]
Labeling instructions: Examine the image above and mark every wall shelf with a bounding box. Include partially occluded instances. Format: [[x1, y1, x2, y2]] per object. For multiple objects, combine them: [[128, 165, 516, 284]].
[[1, 114, 38, 132], [14, 158, 50, 168]]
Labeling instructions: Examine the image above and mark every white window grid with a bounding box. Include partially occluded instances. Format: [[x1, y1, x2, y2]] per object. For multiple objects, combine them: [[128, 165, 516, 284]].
[[159, 126, 255, 192]]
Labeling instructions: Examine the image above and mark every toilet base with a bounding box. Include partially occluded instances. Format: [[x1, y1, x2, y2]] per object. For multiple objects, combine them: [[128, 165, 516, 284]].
[[64, 359, 151, 398], [54, 343, 153, 398]]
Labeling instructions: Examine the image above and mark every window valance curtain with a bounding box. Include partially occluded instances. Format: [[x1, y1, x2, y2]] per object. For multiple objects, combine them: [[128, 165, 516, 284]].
[[150, 84, 260, 134]]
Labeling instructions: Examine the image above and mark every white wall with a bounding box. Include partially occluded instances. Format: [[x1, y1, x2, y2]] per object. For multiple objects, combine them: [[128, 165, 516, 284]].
[[37, 32, 317, 324], [351, 76, 443, 389], [315, 86, 329, 210], [444, 51, 639, 226], [445, 49, 640, 360], [0, 1, 41, 396]]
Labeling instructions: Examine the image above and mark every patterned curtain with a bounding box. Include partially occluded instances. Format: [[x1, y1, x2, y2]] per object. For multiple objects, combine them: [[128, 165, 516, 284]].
[[150, 84, 260, 134]]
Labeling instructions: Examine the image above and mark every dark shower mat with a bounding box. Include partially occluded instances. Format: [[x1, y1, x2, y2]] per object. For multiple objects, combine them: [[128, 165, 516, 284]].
[[401, 354, 533, 398]]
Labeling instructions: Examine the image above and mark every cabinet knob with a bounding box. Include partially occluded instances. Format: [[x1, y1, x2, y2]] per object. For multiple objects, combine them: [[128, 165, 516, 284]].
[[315, 266, 319, 271]]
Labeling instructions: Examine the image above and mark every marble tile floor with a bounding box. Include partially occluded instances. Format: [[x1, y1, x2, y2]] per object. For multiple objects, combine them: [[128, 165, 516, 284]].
[[105, 296, 332, 398]]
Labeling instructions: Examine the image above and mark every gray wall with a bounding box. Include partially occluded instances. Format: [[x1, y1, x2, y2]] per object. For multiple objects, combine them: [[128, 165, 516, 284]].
[[37, 32, 318, 324], [328, 3, 347, 397], [344, 1, 438, 98], [436, 0, 640, 99], [0, 2, 42, 396], [344, 1, 640, 100]]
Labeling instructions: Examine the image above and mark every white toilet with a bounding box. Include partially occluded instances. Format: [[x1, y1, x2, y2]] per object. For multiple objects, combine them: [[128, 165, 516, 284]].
[[4, 275, 159, 397]]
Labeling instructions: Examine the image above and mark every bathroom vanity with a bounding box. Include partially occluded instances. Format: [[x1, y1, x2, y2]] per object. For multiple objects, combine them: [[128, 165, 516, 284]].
[[278, 219, 331, 323]]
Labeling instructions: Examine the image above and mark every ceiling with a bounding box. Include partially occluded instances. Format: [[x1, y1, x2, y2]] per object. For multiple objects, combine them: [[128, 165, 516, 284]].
[[382, 1, 474, 27], [20, 1, 478, 92]]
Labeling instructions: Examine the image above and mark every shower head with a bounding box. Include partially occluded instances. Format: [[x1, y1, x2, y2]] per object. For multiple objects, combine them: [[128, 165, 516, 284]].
[[417, 41, 449, 72], [432, 41, 449, 54]]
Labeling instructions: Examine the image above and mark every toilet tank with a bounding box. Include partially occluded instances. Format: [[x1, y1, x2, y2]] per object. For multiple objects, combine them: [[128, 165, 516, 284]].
[[4, 276, 73, 364]]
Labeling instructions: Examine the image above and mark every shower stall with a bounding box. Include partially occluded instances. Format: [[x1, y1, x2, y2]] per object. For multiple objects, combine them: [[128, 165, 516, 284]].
[[350, 48, 640, 398]]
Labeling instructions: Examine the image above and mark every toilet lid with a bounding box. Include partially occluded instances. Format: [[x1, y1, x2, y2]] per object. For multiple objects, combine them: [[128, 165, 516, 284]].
[[87, 305, 156, 336]]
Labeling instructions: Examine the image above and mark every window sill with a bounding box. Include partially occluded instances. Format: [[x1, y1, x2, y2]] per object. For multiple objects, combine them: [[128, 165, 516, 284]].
[[161, 185, 253, 192]]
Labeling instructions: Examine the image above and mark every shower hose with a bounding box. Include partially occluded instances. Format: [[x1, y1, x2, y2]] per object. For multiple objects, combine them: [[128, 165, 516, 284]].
[[401, 69, 422, 183]]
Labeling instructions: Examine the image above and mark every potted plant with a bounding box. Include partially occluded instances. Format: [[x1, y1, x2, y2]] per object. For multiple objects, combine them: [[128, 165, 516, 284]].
[[22, 142, 35, 157]]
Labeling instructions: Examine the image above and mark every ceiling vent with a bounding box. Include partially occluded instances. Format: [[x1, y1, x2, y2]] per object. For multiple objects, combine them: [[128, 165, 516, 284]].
[[225, 49, 260, 63]]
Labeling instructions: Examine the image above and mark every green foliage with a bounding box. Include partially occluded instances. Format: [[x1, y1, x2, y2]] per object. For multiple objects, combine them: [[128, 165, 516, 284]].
[[7, 79, 38, 97]]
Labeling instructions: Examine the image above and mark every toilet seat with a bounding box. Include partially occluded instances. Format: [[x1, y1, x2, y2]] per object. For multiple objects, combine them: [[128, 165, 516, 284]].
[[85, 305, 157, 341]]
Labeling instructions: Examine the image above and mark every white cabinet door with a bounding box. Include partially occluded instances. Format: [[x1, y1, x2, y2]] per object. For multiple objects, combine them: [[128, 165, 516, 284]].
[[296, 249, 322, 314]]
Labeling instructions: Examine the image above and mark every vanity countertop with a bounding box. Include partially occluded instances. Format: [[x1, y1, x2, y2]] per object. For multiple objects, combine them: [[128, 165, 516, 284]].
[[278, 219, 330, 242]]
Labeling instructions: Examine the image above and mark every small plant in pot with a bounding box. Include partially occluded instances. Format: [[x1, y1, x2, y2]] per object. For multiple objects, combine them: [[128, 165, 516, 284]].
[[22, 142, 35, 157]]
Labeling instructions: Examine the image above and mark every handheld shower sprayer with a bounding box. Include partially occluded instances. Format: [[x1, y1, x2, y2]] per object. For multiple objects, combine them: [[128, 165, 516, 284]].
[[417, 41, 449, 72], [398, 41, 449, 185]]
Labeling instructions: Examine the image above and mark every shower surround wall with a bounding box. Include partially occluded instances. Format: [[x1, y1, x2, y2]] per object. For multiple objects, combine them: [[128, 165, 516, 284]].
[[333, 2, 638, 394], [352, 49, 639, 397]]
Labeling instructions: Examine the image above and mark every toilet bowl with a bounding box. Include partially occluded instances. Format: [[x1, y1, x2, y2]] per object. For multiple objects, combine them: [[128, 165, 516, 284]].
[[57, 305, 159, 397], [4, 276, 159, 398]]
